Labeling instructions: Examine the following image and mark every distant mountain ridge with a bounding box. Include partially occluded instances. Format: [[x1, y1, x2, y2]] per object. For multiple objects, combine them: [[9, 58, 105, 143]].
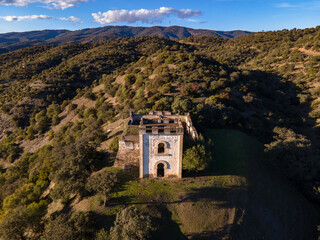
[[0, 25, 251, 53]]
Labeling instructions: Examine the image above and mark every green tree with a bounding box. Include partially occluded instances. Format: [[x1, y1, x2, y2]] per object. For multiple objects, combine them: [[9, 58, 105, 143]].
[[3, 183, 37, 211], [265, 127, 315, 181], [69, 211, 95, 240], [183, 144, 212, 172], [51, 136, 98, 199], [109, 206, 154, 240], [47, 103, 61, 119], [42, 215, 75, 240], [0, 207, 28, 240], [171, 96, 193, 115], [85, 169, 118, 206], [0, 201, 47, 240], [24, 201, 48, 236]]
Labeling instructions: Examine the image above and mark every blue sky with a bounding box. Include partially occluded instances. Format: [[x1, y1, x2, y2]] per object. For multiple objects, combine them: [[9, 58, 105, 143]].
[[0, 0, 319, 33]]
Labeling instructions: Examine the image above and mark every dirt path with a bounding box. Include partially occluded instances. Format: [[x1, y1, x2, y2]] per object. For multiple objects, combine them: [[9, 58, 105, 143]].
[[298, 48, 320, 56], [0, 159, 13, 169], [179, 41, 207, 46]]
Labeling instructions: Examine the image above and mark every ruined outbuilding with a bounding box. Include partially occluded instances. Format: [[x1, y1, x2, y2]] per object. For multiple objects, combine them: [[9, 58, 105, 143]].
[[114, 111, 198, 178]]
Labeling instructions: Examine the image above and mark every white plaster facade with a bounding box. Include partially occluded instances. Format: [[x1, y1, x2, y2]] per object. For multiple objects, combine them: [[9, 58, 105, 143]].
[[139, 134, 183, 178]]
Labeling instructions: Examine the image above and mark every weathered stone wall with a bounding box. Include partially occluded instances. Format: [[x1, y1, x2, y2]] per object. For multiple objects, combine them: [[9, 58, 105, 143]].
[[114, 139, 140, 168], [184, 115, 199, 140], [140, 134, 183, 178]]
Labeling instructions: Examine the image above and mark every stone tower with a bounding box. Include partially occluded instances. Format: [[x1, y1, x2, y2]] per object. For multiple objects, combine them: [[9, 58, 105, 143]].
[[114, 111, 198, 178]]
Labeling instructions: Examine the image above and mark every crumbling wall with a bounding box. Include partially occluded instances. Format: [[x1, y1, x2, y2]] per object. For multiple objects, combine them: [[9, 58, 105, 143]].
[[114, 138, 140, 168], [185, 114, 199, 140]]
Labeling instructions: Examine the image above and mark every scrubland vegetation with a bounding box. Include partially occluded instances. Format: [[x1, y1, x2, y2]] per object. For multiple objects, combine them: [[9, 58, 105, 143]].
[[0, 26, 320, 239]]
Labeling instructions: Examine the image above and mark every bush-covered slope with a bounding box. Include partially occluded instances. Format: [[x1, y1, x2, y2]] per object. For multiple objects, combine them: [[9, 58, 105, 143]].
[[0, 27, 320, 239], [0, 26, 251, 53], [0, 37, 174, 129]]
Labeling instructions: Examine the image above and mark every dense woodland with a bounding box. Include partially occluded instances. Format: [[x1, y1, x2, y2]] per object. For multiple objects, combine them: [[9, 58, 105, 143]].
[[0, 26, 320, 239]]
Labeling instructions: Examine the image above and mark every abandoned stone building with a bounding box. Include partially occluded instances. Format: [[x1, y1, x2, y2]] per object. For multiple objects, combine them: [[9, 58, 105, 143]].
[[114, 111, 198, 178]]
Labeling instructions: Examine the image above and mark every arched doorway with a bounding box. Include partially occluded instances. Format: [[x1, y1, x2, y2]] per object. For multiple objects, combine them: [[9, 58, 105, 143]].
[[157, 163, 165, 177], [154, 160, 168, 178]]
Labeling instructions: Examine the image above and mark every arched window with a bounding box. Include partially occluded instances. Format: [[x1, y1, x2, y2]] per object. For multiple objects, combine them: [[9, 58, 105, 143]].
[[158, 143, 165, 154]]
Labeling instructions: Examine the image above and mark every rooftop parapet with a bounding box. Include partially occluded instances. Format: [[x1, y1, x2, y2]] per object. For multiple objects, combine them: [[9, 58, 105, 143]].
[[148, 111, 172, 116], [129, 111, 197, 139], [139, 123, 184, 135]]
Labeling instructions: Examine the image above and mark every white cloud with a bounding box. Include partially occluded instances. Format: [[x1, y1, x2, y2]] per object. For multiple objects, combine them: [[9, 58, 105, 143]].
[[276, 3, 299, 8], [59, 15, 82, 23], [92, 7, 202, 24], [1, 15, 52, 22], [276, 1, 320, 9], [0, 0, 88, 9], [0, 14, 82, 23]]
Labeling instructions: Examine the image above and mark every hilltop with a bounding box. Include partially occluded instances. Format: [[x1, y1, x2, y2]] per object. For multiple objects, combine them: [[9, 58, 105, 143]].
[[0, 25, 250, 53], [0, 26, 320, 239]]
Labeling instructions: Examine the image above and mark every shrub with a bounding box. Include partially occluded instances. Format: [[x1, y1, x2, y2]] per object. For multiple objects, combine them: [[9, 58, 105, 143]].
[[34, 110, 50, 133], [83, 108, 97, 119], [183, 143, 212, 172], [311, 86, 320, 97], [0, 137, 20, 162], [48, 129, 55, 140], [205, 95, 222, 105], [26, 126, 37, 140], [52, 114, 60, 126], [109, 137, 119, 152], [95, 228, 109, 240], [68, 103, 77, 112], [124, 74, 136, 86], [84, 91, 96, 100]]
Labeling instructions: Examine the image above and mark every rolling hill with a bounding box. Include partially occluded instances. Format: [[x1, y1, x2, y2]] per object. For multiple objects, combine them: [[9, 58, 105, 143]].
[[0, 25, 251, 53], [0, 26, 320, 239]]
